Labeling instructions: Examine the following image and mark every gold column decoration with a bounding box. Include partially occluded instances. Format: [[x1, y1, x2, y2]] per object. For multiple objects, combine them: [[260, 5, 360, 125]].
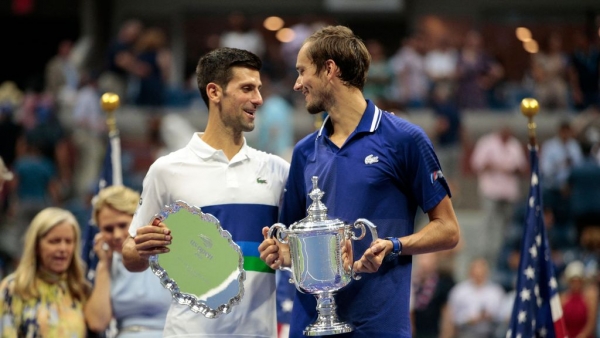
[[520, 98, 539, 147], [100, 92, 121, 136]]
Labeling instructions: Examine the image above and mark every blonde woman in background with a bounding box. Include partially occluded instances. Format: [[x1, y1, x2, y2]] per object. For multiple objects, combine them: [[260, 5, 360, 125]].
[[84, 185, 171, 337], [0, 207, 90, 337]]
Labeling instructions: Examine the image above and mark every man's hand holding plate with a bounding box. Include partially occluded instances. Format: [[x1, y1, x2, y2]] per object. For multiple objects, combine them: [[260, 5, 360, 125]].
[[133, 218, 172, 259]]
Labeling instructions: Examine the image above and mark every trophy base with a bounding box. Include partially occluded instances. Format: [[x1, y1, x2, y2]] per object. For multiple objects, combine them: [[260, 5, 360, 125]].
[[303, 321, 354, 336]]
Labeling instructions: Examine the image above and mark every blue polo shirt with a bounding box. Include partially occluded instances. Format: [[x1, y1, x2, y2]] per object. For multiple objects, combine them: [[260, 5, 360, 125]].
[[281, 100, 450, 338]]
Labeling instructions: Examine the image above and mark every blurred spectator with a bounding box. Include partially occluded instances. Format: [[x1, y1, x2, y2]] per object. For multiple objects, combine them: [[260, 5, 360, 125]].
[[0, 207, 90, 337], [44, 39, 80, 105], [262, 42, 291, 84], [220, 11, 265, 58], [470, 126, 527, 270], [17, 87, 55, 131], [363, 39, 394, 106], [71, 71, 106, 199], [99, 19, 144, 102], [531, 32, 569, 110], [560, 260, 598, 338], [568, 30, 600, 112], [133, 27, 171, 109], [494, 287, 517, 338], [410, 252, 455, 338], [0, 81, 25, 172], [540, 120, 583, 228], [85, 185, 171, 337], [456, 30, 504, 110], [280, 17, 327, 77], [255, 76, 294, 161], [22, 96, 72, 195], [430, 76, 464, 201], [0, 157, 13, 194], [445, 258, 505, 338], [571, 104, 600, 153], [424, 35, 458, 94], [389, 33, 429, 109], [5, 136, 61, 261], [0, 157, 14, 280], [156, 113, 196, 159], [566, 141, 600, 247]]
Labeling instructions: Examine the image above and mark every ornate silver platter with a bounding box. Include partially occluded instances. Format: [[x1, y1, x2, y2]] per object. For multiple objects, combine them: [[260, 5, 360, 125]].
[[149, 200, 245, 318]]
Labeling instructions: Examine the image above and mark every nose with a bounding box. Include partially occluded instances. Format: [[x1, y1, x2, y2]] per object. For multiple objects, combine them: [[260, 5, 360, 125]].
[[293, 77, 302, 91], [58, 240, 68, 252], [253, 89, 263, 107]]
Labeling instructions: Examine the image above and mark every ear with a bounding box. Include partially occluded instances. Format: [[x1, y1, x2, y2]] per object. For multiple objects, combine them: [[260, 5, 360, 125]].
[[206, 83, 221, 103], [324, 60, 338, 80]]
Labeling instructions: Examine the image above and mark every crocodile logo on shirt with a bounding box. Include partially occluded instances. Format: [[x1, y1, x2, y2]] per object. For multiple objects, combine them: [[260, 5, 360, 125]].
[[364, 154, 379, 165], [257, 177, 267, 184]]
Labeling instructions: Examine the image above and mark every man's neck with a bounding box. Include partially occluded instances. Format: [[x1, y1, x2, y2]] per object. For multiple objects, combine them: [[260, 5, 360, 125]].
[[327, 90, 367, 147], [202, 119, 244, 160]]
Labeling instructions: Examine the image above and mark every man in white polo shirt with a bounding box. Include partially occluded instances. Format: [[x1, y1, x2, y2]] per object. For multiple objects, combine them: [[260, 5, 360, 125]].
[[122, 47, 289, 338]]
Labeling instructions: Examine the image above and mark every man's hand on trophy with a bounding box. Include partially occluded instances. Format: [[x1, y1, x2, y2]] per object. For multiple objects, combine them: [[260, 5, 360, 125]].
[[133, 218, 172, 259], [341, 239, 353, 273], [259, 227, 291, 269], [353, 239, 390, 273]]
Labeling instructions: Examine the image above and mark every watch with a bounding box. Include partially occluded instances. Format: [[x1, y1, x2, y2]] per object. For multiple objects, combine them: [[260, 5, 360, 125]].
[[385, 237, 402, 260]]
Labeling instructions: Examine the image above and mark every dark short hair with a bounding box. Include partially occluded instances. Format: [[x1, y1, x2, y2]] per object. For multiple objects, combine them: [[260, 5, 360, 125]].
[[196, 47, 262, 108], [304, 25, 370, 90]]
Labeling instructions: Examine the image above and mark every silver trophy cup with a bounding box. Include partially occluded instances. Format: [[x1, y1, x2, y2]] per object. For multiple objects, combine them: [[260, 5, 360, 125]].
[[268, 176, 378, 336]]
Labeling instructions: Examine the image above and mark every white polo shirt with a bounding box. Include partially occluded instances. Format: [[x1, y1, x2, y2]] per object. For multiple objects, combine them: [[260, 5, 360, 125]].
[[130, 133, 289, 338]]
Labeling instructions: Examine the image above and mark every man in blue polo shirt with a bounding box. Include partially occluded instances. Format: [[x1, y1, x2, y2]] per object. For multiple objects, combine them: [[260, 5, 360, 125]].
[[259, 25, 460, 338]]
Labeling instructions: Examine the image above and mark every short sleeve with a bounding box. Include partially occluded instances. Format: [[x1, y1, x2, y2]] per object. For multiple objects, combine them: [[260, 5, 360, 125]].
[[404, 126, 450, 213], [129, 160, 169, 237]]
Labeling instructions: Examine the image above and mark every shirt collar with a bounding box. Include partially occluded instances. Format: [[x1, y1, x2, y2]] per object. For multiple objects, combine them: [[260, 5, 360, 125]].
[[187, 132, 250, 163], [317, 99, 382, 138]]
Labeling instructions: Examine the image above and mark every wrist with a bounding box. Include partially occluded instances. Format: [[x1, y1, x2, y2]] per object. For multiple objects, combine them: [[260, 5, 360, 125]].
[[384, 237, 402, 260]]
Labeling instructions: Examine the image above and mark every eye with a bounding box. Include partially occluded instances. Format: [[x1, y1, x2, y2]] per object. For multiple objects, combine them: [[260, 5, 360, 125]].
[[101, 226, 114, 233]]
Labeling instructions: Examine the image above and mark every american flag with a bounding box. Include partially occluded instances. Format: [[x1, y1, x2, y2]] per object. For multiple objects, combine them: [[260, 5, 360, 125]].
[[82, 129, 123, 282], [276, 269, 295, 337], [506, 146, 567, 338]]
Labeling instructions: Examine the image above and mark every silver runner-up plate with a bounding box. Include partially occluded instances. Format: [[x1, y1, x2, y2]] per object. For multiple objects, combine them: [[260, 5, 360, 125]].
[[149, 200, 245, 318]]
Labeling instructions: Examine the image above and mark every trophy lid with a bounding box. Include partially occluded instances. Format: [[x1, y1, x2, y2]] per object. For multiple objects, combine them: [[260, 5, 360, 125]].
[[307, 176, 327, 222], [289, 176, 344, 232]]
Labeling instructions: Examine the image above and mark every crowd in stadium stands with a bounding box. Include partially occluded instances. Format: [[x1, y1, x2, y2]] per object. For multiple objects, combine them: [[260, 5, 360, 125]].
[[0, 12, 600, 338]]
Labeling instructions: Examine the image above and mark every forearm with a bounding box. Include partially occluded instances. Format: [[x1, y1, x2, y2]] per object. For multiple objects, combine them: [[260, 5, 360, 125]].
[[84, 261, 113, 331], [401, 220, 458, 255], [122, 236, 149, 272], [401, 197, 460, 255]]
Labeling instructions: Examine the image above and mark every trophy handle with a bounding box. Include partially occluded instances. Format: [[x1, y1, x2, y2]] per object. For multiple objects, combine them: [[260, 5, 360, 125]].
[[267, 223, 304, 292], [351, 218, 378, 242], [267, 223, 289, 244], [350, 218, 379, 280]]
